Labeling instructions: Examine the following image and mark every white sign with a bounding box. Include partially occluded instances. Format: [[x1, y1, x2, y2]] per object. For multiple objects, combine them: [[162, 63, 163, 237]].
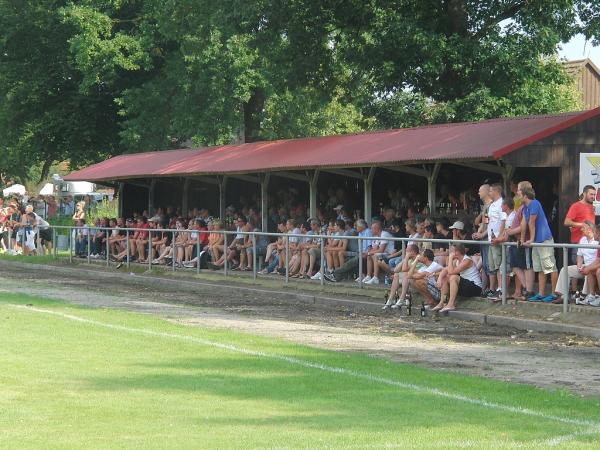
[[579, 153, 600, 214]]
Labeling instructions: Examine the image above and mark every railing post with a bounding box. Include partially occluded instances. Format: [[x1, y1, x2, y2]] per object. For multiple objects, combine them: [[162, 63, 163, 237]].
[[358, 237, 363, 289], [172, 231, 176, 272], [106, 229, 110, 267], [126, 230, 131, 268], [69, 228, 73, 264], [223, 232, 228, 276], [52, 228, 57, 259], [320, 237, 325, 287], [86, 231, 91, 264], [148, 232, 152, 271], [252, 232, 257, 281], [196, 234, 201, 275], [562, 247, 569, 314], [501, 243, 507, 305], [285, 235, 290, 283]]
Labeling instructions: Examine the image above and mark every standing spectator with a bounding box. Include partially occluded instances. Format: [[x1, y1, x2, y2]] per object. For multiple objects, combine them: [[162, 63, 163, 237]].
[[486, 184, 507, 300], [72, 201, 86, 222], [520, 186, 559, 302], [564, 185, 596, 264], [502, 181, 535, 298], [472, 184, 492, 293]]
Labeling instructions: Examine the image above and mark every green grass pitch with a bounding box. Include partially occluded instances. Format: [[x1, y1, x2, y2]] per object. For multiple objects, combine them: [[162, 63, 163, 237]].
[[1, 293, 599, 449]]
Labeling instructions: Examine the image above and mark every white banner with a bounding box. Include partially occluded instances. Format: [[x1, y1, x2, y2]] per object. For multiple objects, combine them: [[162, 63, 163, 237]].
[[579, 153, 600, 214]]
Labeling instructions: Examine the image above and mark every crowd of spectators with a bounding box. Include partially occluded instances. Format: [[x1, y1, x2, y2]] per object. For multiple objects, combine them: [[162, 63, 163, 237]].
[[3, 180, 600, 310]]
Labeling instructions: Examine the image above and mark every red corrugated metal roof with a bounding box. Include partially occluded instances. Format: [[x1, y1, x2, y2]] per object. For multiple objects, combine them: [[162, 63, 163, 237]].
[[65, 108, 600, 182]]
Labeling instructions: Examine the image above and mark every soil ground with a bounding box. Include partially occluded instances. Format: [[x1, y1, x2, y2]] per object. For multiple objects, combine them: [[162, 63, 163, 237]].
[[2, 264, 600, 397]]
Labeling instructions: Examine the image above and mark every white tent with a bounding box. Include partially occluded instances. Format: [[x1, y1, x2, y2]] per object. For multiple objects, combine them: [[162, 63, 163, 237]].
[[2, 184, 26, 197], [39, 183, 54, 196]]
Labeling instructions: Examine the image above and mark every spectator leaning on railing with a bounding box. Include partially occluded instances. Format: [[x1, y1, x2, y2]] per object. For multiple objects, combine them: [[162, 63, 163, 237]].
[[520, 186, 559, 303]]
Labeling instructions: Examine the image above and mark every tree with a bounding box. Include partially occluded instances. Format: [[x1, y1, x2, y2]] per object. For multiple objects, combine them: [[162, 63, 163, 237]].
[[334, 0, 596, 122], [0, 0, 126, 183]]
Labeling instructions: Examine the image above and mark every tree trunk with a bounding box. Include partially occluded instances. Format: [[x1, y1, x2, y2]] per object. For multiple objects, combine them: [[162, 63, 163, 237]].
[[38, 158, 53, 184], [243, 89, 266, 143]]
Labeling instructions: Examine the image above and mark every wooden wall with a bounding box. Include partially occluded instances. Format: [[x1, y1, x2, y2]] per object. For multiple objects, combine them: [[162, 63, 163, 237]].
[[502, 115, 600, 242]]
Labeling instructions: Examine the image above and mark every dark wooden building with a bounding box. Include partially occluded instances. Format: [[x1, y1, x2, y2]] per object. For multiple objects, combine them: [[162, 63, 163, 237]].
[[563, 58, 600, 110]]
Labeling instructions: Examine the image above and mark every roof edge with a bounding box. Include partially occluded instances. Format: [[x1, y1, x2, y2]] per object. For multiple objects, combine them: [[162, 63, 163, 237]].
[[492, 107, 600, 159]]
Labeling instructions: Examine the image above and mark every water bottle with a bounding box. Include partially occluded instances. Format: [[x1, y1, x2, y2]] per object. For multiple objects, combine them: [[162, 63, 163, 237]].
[[405, 291, 412, 316], [420, 302, 426, 317], [384, 274, 390, 286]]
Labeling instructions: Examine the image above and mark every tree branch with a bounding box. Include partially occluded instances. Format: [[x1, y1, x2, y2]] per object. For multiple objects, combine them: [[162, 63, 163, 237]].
[[473, 1, 527, 38]]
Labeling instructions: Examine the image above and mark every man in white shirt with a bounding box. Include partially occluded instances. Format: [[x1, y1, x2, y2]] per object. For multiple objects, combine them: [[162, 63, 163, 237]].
[[364, 221, 393, 284], [486, 183, 506, 299], [555, 221, 598, 302], [410, 249, 444, 306]]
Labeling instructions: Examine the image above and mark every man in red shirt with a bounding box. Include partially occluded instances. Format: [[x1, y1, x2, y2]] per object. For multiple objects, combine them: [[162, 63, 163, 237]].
[[565, 185, 596, 264]]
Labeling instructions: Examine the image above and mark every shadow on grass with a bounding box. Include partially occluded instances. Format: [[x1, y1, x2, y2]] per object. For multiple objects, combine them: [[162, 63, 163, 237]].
[[80, 356, 570, 439]]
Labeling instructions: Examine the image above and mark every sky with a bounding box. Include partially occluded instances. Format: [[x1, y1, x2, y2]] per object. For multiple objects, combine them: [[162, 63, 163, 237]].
[[558, 34, 600, 65]]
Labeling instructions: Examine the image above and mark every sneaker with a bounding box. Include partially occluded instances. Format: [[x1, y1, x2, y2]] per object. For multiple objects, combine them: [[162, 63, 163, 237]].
[[355, 275, 363, 282], [486, 290, 499, 300], [575, 293, 587, 305], [323, 273, 337, 283], [362, 275, 372, 283], [183, 262, 195, 268], [391, 299, 404, 309], [589, 296, 600, 307], [382, 301, 393, 310], [365, 277, 380, 285], [541, 294, 558, 303], [528, 293, 543, 302], [481, 288, 492, 299], [582, 294, 596, 305], [311, 272, 322, 280]]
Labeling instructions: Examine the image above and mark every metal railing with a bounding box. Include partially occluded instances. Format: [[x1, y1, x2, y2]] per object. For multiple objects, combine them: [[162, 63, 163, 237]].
[[3, 224, 599, 315]]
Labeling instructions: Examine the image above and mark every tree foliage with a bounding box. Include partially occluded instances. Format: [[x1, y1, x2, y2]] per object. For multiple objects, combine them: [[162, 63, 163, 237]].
[[0, 0, 598, 183]]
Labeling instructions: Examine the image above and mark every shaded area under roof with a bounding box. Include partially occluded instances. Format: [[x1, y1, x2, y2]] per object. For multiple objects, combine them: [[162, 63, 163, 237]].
[[65, 108, 600, 182]]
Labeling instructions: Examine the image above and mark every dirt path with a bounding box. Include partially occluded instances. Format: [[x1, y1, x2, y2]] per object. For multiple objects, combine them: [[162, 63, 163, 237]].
[[2, 265, 600, 396]]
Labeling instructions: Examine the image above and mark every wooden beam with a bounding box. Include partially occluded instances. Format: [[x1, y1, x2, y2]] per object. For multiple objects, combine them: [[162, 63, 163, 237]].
[[187, 176, 219, 185], [383, 165, 429, 178], [452, 161, 505, 175], [271, 171, 310, 182], [228, 174, 261, 184], [322, 168, 365, 180]]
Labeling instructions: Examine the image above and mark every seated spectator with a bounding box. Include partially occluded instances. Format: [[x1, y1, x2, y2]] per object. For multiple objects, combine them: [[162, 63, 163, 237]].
[[259, 221, 286, 274], [302, 219, 323, 278], [73, 218, 89, 257], [322, 219, 370, 283], [556, 222, 598, 304], [324, 219, 347, 271], [433, 243, 482, 312], [409, 249, 444, 307], [382, 244, 420, 309], [363, 221, 393, 285]]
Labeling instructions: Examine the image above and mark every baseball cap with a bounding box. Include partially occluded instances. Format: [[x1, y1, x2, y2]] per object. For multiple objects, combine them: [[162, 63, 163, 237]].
[[449, 221, 464, 230]]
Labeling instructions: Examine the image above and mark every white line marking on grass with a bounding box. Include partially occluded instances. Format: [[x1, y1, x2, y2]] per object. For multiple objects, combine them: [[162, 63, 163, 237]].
[[9, 304, 600, 437]]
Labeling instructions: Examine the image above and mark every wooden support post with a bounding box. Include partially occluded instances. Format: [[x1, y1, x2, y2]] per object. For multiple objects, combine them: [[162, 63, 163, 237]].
[[118, 182, 124, 217], [427, 163, 441, 213], [309, 170, 319, 219], [182, 178, 190, 217], [148, 179, 156, 215], [218, 176, 228, 219], [260, 173, 270, 232], [364, 167, 376, 223]]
